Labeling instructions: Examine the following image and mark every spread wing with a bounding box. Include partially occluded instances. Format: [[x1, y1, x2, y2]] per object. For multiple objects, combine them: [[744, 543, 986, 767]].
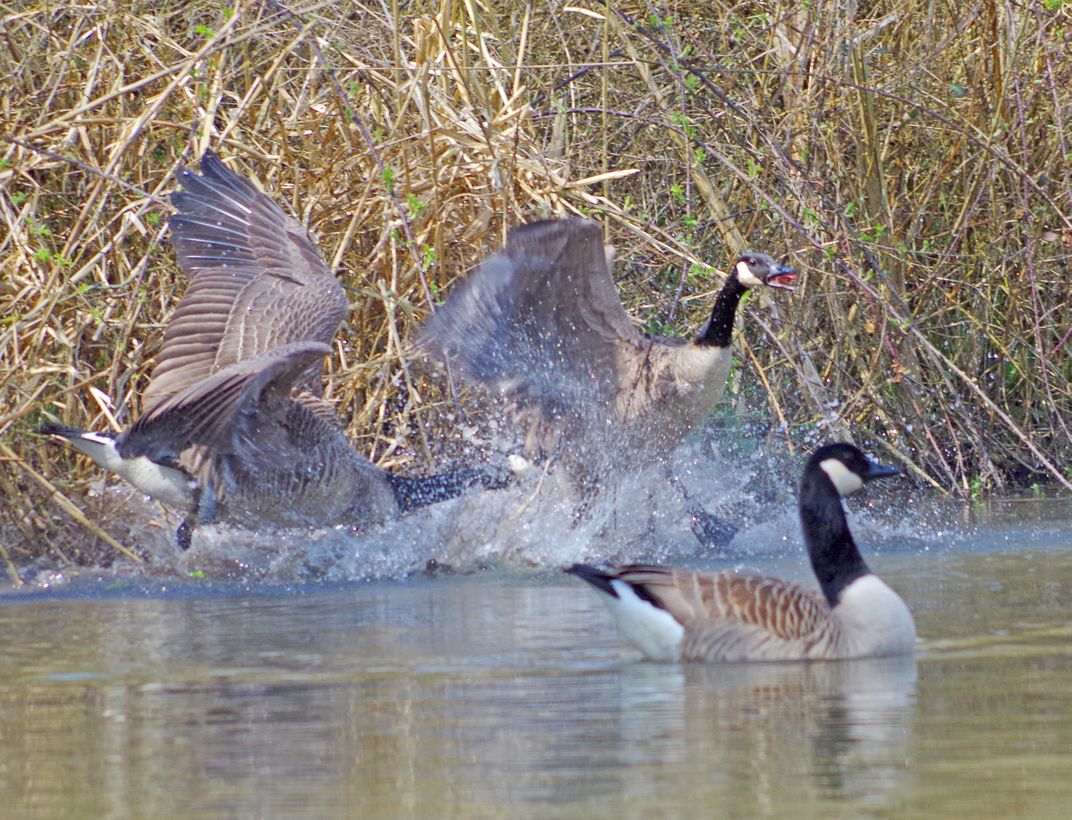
[[121, 342, 332, 460], [419, 218, 650, 436], [143, 150, 348, 411], [119, 342, 334, 500]]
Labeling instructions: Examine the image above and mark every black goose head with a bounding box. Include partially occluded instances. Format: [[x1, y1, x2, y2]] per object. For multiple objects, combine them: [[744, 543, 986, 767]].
[[733, 252, 797, 291], [808, 442, 901, 497], [801, 442, 901, 606]]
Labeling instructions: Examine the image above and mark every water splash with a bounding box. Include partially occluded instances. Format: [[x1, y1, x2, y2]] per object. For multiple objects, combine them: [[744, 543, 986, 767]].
[[65, 435, 762, 581], [28, 433, 990, 586]]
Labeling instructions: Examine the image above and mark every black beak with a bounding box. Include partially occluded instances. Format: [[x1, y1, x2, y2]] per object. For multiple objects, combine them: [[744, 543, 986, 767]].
[[862, 460, 901, 481]]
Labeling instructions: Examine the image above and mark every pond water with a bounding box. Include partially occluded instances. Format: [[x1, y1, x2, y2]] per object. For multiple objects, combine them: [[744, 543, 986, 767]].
[[1, 494, 1071, 817]]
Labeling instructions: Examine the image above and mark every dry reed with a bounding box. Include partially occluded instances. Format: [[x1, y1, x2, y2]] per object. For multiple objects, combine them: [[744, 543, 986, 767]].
[[2, 0, 1070, 570]]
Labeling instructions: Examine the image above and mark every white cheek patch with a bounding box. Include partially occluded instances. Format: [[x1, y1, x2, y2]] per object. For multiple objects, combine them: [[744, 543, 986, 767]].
[[819, 457, 864, 496], [735, 259, 764, 288]]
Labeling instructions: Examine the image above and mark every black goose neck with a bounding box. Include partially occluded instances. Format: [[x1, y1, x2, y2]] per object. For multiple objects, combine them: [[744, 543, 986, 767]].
[[696, 276, 748, 348], [799, 467, 871, 606]]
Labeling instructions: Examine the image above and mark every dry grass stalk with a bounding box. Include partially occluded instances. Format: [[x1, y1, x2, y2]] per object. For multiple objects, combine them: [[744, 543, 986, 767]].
[[2, 0, 1070, 564]]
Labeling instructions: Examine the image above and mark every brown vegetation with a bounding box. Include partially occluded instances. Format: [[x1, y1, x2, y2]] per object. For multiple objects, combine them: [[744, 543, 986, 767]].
[[2, 0, 1071, 571]]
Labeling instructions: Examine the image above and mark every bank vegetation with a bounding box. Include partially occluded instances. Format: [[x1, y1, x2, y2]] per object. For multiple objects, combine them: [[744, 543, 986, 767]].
[[2, 0, 1070, 568]]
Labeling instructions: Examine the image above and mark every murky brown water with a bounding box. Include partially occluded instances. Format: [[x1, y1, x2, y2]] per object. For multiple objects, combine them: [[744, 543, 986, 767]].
[[1, 497, 1071, 817]]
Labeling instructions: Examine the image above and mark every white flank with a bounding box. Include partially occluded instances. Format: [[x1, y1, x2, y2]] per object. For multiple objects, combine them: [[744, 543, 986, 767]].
[[117, 456, 195, 509], [819, 457, 864, 496], [735, 259, 765, 288], [835, 575, 916, 657], [603, 580, 685, 662], [61, 432, 194, 510]]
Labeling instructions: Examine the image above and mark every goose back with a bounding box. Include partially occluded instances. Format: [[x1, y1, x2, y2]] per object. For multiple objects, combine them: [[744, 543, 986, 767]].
[[582, 564, 847, 661], [571, 562, 913, 662]]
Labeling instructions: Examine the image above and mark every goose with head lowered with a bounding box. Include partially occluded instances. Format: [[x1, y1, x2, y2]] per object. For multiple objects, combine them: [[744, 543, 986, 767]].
[[418, 218, 795, 485], [567, 442, 915, 662], [41, 150, 503, 550]]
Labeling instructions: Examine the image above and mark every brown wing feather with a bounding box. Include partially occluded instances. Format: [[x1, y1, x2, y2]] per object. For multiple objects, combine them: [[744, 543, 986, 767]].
[[419, 218, 650, 436], [120, 342, 334, 510], [122, 342, 332, 460], [611, 564, 830, 640], [144, 151, 348, 410]]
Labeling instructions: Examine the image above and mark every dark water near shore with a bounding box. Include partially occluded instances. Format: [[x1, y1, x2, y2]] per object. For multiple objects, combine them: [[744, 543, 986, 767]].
[[1, 495, 1071, 817]]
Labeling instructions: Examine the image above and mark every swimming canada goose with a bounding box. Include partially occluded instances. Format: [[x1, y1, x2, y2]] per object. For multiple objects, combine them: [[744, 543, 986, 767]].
[[418, 218, 795, 477], [567, 442, 916, 661], [42, 150, 501, 549]]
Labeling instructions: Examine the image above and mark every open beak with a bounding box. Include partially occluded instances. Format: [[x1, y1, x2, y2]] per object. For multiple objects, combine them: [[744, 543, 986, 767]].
[[764, 263, 797, 291]]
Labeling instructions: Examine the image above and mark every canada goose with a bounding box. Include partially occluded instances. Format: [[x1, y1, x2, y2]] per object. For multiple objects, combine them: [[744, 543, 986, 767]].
[[418, 218, 795, 477], [41, 150, 501, 549], [566, 442, 916, 662]]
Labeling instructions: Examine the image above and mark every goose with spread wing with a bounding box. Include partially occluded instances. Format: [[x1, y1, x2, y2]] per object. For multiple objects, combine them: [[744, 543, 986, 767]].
[[419, 218, 795, 481], [42, 150, 499, 549]]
